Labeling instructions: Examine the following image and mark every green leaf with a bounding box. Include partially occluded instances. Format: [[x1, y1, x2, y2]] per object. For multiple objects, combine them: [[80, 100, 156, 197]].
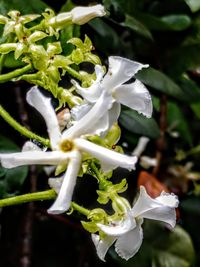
[[111, 223, 195, 267], [136, 67, 195, 102], [120, 109, 160, 139], [191, 102, 200, 119], [0, 134, 28, 197], [161, 15, 192, 31], [169, 44, 200, 76], [167, 102, 193, 146], [184, 0, 200, 12], [89, 18, 121, 53], [135, 13, 191, 32], [150, 224, 195, 267], [0, 0, 48, 15], [121, 14, 153, 40]]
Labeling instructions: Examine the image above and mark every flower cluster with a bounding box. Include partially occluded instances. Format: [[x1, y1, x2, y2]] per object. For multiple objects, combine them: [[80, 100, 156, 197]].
[[0, 4, 179, 262]]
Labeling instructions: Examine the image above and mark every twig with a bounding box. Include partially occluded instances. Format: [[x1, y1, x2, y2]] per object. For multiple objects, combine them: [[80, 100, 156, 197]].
[[152, 94, 168, 176], [15, 86, 36, 267]]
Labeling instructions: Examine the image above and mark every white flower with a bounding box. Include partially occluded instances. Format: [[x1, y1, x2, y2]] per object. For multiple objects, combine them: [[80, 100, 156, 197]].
[[0, 86, 137, 214], [49, 4, 106, 27], [92, 186, 179, 261], [72, 56, 152, 135]]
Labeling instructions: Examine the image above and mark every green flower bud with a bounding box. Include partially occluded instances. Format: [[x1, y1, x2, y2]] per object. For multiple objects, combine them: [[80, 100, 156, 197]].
[[71, 48, 84, 64], [104, 123, 121, 146], [28, 31, 47, 43], [0, 43, 17, 54]]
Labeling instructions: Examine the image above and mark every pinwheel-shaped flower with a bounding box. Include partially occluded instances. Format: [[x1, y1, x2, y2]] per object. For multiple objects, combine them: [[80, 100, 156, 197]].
[[0, 86, 137, 214], [72, 56, 153, 134], [92, 186, 179, 261]]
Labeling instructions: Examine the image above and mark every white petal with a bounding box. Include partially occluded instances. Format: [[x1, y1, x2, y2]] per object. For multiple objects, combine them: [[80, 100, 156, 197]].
[[114, 80, 152, 118], [92, 234, 116, 262], [74, 138, 138, 171], [132, 137, 150, 157], [71, 4, 106, 25], [26, 86, 61, 149], [102, 56, 149, 91], [72, 65, 104, 103], [71, 103, 109, 137], [97, 214, 136, 236], [71, 103, 92, 121], [141, 206, 177, 228], [131, 186, 178, 228], [115, 222, 143, 260], [22, 141, 42, 152], [156, 191, 179, 208], [108, 102, 121, 129], [62, 91, 112, 139], [0, 151, 72, 168], [48, 150, 82, 214], [48, 176, 64, 194]]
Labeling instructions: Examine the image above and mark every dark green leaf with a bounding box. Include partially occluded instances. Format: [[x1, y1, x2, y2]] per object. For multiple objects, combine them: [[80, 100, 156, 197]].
[[89, 18, 121, 53], [136, 67, 187, 101], [111, 222, 195, 267], [135, 13, 191, 32], [161, 15, 192, 31], [0, 0, 48, 15], [169, 44, 200, 76], [0, 134, 28, 197], [184, 0, 200, 12], [191, 102, 200, 119], [120, 109, 160, 139], [121, 14, 153, 40], [167, 102, 193, 145]]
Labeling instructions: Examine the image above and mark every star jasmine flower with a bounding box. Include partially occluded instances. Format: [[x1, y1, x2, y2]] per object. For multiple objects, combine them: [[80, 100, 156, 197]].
[[72, 56, 153, 133], [92, 186, 179, 261], [0, 86, 137, 214]]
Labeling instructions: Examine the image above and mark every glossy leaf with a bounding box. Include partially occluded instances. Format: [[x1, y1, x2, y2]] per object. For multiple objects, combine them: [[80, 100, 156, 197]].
[[0, 0, 48, 15], [121, 14, 153, 40], [167, 102, 193, 146], [136, 67, 198, 102], [112, 223, 195, 267], [120, 109, 160, 139], [161, 15, 192, 31], [0, 135, 28, 197]]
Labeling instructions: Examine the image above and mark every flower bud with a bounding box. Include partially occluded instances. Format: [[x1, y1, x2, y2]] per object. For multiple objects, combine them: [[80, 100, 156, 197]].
[[49, 4, 106, 28], [71, 4, 106, 25]]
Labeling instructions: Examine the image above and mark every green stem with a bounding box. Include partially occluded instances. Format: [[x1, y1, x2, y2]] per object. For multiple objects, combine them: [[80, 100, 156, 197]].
[[71, 202, 90, 216], [0, 104, 50, 147], [0, 190, 56, 207], [90, 162, 111, 189], [0, 189, 90, 216], [64, 66, 83, 81], [0, 64, 33, 83]]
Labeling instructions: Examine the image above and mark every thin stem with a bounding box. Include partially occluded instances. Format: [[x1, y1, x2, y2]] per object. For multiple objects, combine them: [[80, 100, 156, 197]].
[[0, 189, 90, 216], [152, 94, 167, 176], [90, 162, 111, 189], [64, 66, 83, 81], [0, 64, 33, 83], [71, 202, 90, 217], [0, 104, 50, 147], [0, 190, 56, 207]]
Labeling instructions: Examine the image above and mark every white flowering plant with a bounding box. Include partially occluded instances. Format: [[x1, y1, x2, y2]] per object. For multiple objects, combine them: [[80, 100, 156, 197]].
[[0, 1, 197, 266]]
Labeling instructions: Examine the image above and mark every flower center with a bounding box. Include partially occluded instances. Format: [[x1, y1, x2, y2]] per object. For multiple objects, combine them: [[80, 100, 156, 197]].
[[60, 139, 74, 152]]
